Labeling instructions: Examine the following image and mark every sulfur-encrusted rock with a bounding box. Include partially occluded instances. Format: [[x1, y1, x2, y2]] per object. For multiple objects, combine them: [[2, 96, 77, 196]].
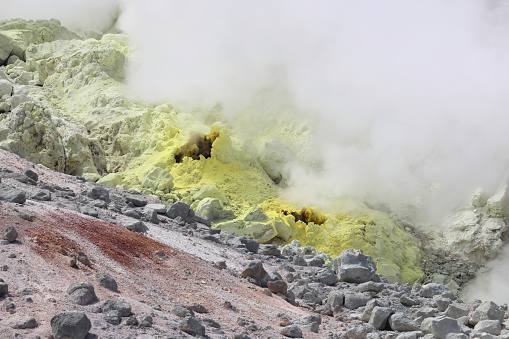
[[142, 166, 174, 191]]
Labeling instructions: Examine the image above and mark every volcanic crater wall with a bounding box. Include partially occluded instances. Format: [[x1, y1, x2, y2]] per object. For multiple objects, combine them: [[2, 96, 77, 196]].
[[0, 18, 427, 283]]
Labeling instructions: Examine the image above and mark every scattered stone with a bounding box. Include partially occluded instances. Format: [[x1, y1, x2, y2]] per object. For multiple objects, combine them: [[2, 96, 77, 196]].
[[445, 302, 470, 319], [88, 186, 110, 203], [10, 317, 38, 329], [214, 260, 227, 270], [95, 273, 118, 292], [306, 256, 325, 267], [469, 301, 505, 325], [281, 324, 303, 338], [421, 316, 462, 339], [143, 208, 159, 223], [202, 318, 221, 328], [76, 251, 92, 267], [344, 293, 372, 309], [0, 190, 26, 204], [388, 312, 420, 332], [400, 294, 417, 307], [139, 315, 154, 327], [180, 316, 205, 336], [369, 306, 393, 330], [23, 168, 38, 182], [258, 244, 281, 256], [474, 319, 502, 335], [69, 256, 77, 267], [125, 220, 148, 233], [101, 299, 131, 317], [419, 283, 452, 298], [126, 315, 139, 326], [336, 249, 377, 283], [166, 201, 191, 219], [327, 290, 345, 308], [66, 282, 97, 305], [31, 189, 51, 201], [358, 281, 384, 293], [188, 303, 208, 314], [2, 226, 18, 242], [124, 209, 141, 219], [241, 260, 270, 285], [315, 267, 338, 286], [173, 306, 195, 318], [145, 203, 167, 213], [103, 310, 121, 325], [80, 205, 98, 217], [3, 300, 15, 312], [346, 322, 368, 339], [50, 312, 91, 339], [268, 280, 288, 295]]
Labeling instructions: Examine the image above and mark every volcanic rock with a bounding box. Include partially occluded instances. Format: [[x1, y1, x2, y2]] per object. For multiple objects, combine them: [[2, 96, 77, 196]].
[[50, 312, 91, 339]]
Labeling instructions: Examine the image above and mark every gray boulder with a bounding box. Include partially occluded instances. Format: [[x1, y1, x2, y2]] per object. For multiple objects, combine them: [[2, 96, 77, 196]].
[[2, 226, 18, 242], [101, 299, 131, 317], [315, 267, 338, 286], [88, 186, 110, 202], [346, 322, 368, 339], [145, 203, 166, 213], [421, 316, 462, 339], [241, 260, 270, 285], [142, 208, 159, 224], [469, 301, 505, 325], [258, 244, 281, 256], [180, 316, 205, 337], [389, 312, 420, 332], [344, 293, 372, 309], [50, 312, 91, 339], [23, 169, 38, 182], [327, 290, 345, 308], [0, 190, 26, 204], [103, 310, 121, 325], [267, 280, 288, 295], [125, 221, 148, 233], [67, 282, 97, 306], [358, 281, 384, 293], [445, 303, 470, 319], [0, 279, 8, 297], [31, 189, 51, 201], [281, 324, 303, 338], [95, 273, 118, 292], [419, 283, 452, 298], [369, 306, 393, 330], [166, 201, 191, 219], [124, 193, 147, 207], [336, 249, 377, 283], [474, 319, 501, 335]]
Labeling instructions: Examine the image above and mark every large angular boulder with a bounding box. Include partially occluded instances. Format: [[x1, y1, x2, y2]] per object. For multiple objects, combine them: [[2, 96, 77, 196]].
[[469, 301, 505, 325], [336, 249, 377, 283], [50, 312, 91, 339], [421, 316, 462, 339]]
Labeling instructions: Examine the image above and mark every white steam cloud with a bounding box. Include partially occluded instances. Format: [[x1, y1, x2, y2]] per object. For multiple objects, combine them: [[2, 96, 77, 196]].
[[120, 0, 509, 222], [1, 0, 120, 32]]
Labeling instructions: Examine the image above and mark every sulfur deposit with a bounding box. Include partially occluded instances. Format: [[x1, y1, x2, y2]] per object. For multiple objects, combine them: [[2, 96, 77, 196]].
[[0, 18, 428, 283]]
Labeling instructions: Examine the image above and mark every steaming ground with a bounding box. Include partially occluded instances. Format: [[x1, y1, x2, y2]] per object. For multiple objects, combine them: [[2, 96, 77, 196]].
[[5, 0, 509, 305]]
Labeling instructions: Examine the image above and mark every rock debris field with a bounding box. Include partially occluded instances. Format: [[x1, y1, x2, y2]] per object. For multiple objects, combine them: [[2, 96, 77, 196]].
[[0, 148, 507, 338]]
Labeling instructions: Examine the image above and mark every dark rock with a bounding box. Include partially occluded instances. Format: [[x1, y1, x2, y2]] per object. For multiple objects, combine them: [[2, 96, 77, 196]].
[[400, 294, 417, 307], [50, 312, 91, 339], [173, 305, 195, 318], [188, 303, 208, 314], [358, 281, 384, 293], [2, 226, 18, 242], [126, 220, 148, 233], [293, 255, 307, 266], [369, 306, 393, 330], [281, 324, 303, 338], [346, 322, 368, 339], [306, 256, 325, 267], [166, 201, 191, 219], [100, 299, 131, 317], [388, 312, 420, 332], [12, 173, 36, 185], [80, 206, 98, 217], [143, 208, 159, 224], [267, 280, 288, 295], [31, 189, 51, 201], [66, 282, 97, 305], [139, 315, 153, 327], [469, 301, 505, 325], [124, 193, 147, 207], [258, 244, 281, 256], [421, 316, 462, 339], [344, 293, 372, 309], [95, 273, 118, 292], [124, 209, 141, 219], [327, 290, 344, 308], [241, 260, 270, 285], [88, 186, 110, 203], [336, 249, 377, 283], [126, 315, 138, 326], [0, 190, 26, 204], [315, 267, 338, 286], [23, 168, 38, 182], [103, 310, 121, 325], [10, 317, 38, 329], [202, 318, 221, 328], [241, 238, 259, 253], [145, 203, 166, 213], [180, 316, 205, 336], [77, 251, 92, 267], [193, 212, 212, 227]]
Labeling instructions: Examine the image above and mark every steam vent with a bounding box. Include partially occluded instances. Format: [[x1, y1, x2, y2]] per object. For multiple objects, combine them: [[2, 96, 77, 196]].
[[2, 3, 509, 337]]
